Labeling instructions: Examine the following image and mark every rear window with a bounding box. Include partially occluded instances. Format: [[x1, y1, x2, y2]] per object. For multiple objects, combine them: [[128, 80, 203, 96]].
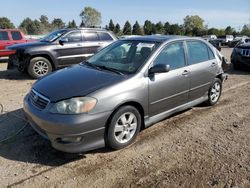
[[186, 41, 210, 64], [98, 32, 113, 41], [83, 32, 99, 41], [11, 31, 22, 40], [0, 31, 9, 40]]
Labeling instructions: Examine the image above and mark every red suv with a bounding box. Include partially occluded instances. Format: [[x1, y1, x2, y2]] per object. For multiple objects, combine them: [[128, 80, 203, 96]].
[[0, 29, 32, 57]]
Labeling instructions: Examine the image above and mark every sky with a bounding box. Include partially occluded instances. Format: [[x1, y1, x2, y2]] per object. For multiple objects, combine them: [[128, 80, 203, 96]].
[[1, 0, 250, 31]]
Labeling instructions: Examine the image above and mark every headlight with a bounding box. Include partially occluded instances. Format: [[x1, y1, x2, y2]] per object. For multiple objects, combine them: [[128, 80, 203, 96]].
[[234, 48, 241, 54], [49, 97, 97, 114]]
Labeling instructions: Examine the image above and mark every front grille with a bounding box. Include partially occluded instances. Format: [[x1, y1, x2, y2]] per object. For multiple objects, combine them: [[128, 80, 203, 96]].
[[29, 89, 50, 109], [241, 49, 250, 57]]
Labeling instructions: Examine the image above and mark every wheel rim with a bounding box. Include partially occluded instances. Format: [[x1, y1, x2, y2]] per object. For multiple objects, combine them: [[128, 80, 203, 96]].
[[33, 60, 49, 76], [210, 82, 221, 103], [114, 112, 138, 144]]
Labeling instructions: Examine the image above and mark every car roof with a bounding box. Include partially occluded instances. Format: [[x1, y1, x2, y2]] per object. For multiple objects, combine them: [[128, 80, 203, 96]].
[[59, 28, 110, 32], [120, 35, 191, 43]]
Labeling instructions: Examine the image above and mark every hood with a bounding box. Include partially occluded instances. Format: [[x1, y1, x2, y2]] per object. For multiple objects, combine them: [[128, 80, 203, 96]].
[[8, 41, 50, 50], [33, 64, 126, 102]]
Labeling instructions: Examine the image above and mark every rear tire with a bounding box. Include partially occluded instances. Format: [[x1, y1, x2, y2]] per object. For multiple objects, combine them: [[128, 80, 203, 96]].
[[207, 78, 222, 106], [106, 106, 141, 150], [28, 57, 52, 79]]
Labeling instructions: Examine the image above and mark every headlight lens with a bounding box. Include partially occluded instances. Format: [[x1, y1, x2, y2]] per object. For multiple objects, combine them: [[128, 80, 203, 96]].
[[49, 97, 97, 114], [234, 48, 241, 54]]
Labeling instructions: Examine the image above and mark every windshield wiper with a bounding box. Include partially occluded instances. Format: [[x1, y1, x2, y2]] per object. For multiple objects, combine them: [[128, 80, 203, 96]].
[[96, 65, 124, 75]]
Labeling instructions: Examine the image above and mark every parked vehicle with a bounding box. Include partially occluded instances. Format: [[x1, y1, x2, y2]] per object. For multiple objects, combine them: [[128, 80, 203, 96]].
[[210, 35, 234, 47], [202, 35, 217, 41], [0, 29, 33, 57], [23, 36, 227, 153], [229, 37, 250, 48], [7, 28, 117, 78], [231, 42, 250, 70]]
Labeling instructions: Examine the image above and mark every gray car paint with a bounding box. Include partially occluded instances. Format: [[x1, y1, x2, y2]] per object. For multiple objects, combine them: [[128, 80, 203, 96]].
[[24, 36, 225, 153]]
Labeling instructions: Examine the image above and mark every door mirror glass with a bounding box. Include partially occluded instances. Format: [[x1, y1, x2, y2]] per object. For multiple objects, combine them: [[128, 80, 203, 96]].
[[149, 64, 170, 74]]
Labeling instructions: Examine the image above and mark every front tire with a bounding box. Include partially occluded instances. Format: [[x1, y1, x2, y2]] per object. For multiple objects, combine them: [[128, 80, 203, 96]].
[[207, 78, 222, 106], [28, 57, 52, 79], [106, 106, 141, 150]]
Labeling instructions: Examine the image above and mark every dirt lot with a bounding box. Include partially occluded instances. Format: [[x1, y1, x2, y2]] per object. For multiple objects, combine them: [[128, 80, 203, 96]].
[[0, 48, 250, 188]]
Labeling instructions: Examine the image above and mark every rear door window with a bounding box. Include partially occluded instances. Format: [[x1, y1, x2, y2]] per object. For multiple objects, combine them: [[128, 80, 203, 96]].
[[83, 32, 99, 41], [98, 32, 113, 41], [11, 31, 22, 40], [186, 41, 210, 65], [0, 31, 9, 41]]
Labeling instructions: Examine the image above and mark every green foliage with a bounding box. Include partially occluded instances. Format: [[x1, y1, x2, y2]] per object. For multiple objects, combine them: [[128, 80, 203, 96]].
[[114, 23, 121, 35], [184, 15, 204, 36], [225, 26, 235, 35], [51, 18, 65, 30], [19, 17, 43, 35], [67, 20, 77, 28], [108, 19, 115, 31], [80, 6, 102, 27], [0, 17, 15, 29], [241, 24, 250, 36], [143, 20, 153, 35], [155, 22, 164, 34], [132, 21, 143, 35], [123, 21, 132, 35]]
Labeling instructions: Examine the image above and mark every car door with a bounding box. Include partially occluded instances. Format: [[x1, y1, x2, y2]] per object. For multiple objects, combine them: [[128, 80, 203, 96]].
[[148, 41, 190, 116], [186, 40, 217, 101], [56, 30, 84, 65], [10, 31, 24, 45]]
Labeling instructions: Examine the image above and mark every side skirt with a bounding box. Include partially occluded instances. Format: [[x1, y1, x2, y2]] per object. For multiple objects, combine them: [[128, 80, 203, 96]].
[[144, 95, 208, 128]]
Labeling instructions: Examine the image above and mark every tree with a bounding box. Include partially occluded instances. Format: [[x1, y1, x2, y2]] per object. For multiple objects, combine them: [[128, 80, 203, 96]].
[[19, 18, 42, 35], [108, 19, 115, 31], [143, 20, 153, 35], [164, 22, 171, 34], [51, 18, 65, 30], [155, 22, 164, 34], [67, 20, 77, 28], [184, 15, 204, 36], [80, 6, 101, 27], [241, 24, 250, 36], [132, 21, 143, 35], [114, 23, 121, 35], [0, 17, 15, 29], [225, 26, 235, 35], [123, 21, 132, 35]]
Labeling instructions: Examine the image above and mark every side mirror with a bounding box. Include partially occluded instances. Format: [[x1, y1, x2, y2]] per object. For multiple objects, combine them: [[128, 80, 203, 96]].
[[59, 38, 68, 46], [149, 64, 170, 74]]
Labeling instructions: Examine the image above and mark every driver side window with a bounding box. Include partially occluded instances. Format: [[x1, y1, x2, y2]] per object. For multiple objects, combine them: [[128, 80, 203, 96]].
[[61, 31, 82, 43], [154, 42, 186, 70]]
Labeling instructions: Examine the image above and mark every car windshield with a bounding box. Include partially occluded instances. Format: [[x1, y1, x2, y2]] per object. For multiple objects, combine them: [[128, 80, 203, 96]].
[[82, 40, 159, 75], [40, 29, 68, 42]]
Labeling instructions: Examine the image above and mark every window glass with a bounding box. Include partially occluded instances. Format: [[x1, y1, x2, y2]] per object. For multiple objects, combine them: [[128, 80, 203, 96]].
[[61, 31, 82, 42], [86, 40, 159, 74], [11, 31, 22, 40], [154, 42, 186, 70], [208, 47, 215, 60], [98, 32, 113, 41], [186, 41, 209, 64], [0, 31, 9, 40], [83, 32, 99, 41]]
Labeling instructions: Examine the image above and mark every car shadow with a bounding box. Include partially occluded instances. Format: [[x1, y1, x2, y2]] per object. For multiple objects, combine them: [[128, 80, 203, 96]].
[[0, 68, 32, 80], [0, 109, 85, 166]]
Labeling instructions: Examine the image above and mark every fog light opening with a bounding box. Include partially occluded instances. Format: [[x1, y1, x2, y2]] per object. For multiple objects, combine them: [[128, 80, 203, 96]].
[[56, 136, 83, 144]]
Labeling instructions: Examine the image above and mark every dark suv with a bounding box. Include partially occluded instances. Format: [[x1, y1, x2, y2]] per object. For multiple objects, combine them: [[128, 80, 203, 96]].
[[8, 28, 117, 78]]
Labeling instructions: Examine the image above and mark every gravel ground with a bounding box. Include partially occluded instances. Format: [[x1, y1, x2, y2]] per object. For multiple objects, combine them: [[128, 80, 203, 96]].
[[0, 48, 250, 188]]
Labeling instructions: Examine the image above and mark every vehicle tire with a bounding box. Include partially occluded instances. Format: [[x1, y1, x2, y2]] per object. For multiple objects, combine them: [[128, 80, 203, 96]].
[[207, 78, 222, 106], [28, 57, 52, 79], [106, 106, 141, 150]]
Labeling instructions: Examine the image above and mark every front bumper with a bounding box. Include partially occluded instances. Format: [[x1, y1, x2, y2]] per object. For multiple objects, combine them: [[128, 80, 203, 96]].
[[23, 94, 112, 153], [231, 54, 250, 68]]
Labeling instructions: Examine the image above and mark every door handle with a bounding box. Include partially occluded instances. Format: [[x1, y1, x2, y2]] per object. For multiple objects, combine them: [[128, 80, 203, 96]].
[[76, 44, 82, 47], [182, 70, 189, 76]]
